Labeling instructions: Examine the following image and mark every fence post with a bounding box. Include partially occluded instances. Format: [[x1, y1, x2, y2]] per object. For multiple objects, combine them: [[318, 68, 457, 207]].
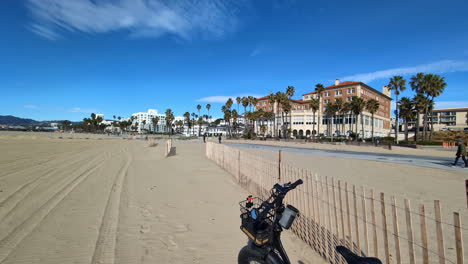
[[326, 177, 333, 262], [420, 204, 429, 264], [465, 179, 468, 209], [404, 199, 416, 264], [332, 178, 340, 255], [381, 193, 390, 264], [434, 200, 446, 264], [391, 196, 401, 264], [453, 212, 464, 264]]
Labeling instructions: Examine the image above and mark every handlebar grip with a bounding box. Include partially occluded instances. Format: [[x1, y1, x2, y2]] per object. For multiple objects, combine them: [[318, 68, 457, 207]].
[[290, 179, 303, 189]]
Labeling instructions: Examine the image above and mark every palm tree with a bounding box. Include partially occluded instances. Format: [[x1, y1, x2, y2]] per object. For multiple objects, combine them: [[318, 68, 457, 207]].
[[423, 74, 446, 141], [225, 98, 234, 138], [315, 83, 325, 138], [236, 97, 241, 112], [183, 112, 191, 135], [399, 97, 414, 141], [366, 99, 380, 142], [309, 98, 320, 140], [165, 109, 175, 135], [335, 98, 343, 136], [285, 86, 295, 132], [387, 75, 406, 143], [324, 102, 338, 141], [268, 93, 277, 138], [113, 115, 116, 120], [412, 93, 430, 142], [342, 102, 352, 137], [410, 73, 425, 142], [232, 109, 239, 137], [351, 96, 366, 141], [151, 116, 160, 133]]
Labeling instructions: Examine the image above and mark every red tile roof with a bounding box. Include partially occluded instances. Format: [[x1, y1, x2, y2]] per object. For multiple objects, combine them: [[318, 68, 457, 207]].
[[256, 96, 269, 100], [303, 81, 361, 96]]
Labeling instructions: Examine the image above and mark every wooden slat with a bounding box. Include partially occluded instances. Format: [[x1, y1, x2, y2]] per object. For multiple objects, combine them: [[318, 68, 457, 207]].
[[361, 186, 369, 256], [392, 196, 401, 264], [345, 182, 353, 251], [453, 212, 464, 264], [381, 193, 390, 264], [319, 175, 328, 260], [314, 174, 323, 256], [353, 185, 360, 254], [420, 204, 429, 264], [370, 189, 378, 258], [332, 179, 340, 248], [434, 200, 446, 264], [326, 177, 334, 261], [339, 181, 345, 244], [404, 199, 415, 264]]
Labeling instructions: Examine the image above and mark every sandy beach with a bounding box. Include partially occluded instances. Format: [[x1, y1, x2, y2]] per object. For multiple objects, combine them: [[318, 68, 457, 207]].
[[0, 134, 324, 264]]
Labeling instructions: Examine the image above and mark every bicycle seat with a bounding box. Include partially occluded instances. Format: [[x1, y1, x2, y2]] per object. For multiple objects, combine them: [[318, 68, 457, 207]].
[[336, 246, 382, 264]]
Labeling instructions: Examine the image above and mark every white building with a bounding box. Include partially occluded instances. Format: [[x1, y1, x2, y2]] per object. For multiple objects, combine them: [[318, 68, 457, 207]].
[[131, 109, 183, 134]]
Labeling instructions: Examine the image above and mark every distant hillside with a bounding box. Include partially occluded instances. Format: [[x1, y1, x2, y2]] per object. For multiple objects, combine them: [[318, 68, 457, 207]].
[[0, 115, 37, 125]]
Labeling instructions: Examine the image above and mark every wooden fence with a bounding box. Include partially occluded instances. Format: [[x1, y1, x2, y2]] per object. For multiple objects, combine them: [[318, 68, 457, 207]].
[[205, 142, 466, 264]]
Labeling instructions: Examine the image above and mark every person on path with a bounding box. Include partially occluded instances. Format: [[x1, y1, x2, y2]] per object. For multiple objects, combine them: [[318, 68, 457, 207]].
[[452, 140, 468, 167], [203, 133, 206, 143], [218, 134, 222, 144]]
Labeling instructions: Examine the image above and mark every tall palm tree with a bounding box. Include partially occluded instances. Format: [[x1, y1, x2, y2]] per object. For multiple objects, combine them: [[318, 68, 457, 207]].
[[366, 99, 380, 142], [165, 109, 175, 135], [412, 93, 430, 142], [351, 96, 366, 141], [324, 102, 338, 141], [410, 73, 425, 142], [335, 98, 343, 136], [183, 112, 191, 135], [196, 104, 202, 136], [387, 75, 406, 143], [226, 98, 234, 138], [206, 104, 211, 126], [398, 97, 414, 142], [423, 74, 446, 141], [285, 86, 295, 133], [315, 84, 325, 138], [342, 102, 352, 137], [268, 93, 277, 138], [236, 97, 241, 113], [309, 98, 320, 140]]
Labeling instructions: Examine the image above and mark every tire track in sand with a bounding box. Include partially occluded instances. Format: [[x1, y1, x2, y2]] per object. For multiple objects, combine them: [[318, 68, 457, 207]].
[[91, 150, 132, 264], [0, 161, 104, 263]]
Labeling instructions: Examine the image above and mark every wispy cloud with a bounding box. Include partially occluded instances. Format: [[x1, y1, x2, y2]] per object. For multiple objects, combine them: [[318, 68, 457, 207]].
[[197, 94, 263, 103], [341, 60, 468, 83], [69, 107, 97, 113], [23, 105, 39, 109], [26, 0, 246, 40]]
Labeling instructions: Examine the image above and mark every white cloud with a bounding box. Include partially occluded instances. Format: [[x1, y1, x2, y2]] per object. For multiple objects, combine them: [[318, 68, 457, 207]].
[[27, 0, 246, 40], [435, 101, 468, 109], [23, 105, 39, 109], [197, 94, 263, 103], [341, 60, 468, 83], [69, 107, 97, 113]]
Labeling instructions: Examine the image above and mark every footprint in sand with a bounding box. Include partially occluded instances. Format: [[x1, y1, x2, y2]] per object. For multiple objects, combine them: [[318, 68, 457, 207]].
[[140, 224, 150, 234], [172, 223, 190, 233], [160, 235, 178, 251]]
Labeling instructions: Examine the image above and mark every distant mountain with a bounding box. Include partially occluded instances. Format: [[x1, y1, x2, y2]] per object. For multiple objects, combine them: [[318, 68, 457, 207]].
[[0, 115, 37, 125]]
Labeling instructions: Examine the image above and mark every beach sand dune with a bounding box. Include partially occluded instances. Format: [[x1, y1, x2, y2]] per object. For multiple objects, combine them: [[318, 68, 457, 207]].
[[0, 136, 323, 264]]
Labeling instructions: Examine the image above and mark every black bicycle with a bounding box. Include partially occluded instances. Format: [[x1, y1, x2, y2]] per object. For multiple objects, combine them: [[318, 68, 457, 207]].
[[237, 179, 382, 264]]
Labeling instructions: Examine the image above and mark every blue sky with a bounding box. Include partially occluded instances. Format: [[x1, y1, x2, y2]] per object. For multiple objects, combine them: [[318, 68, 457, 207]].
[[1, 0, 468, 121]]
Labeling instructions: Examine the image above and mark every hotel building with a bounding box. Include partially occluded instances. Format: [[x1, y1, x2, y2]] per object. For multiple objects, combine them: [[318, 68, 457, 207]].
[[408, 107, 468, 131], [255, 80, 393, 138]]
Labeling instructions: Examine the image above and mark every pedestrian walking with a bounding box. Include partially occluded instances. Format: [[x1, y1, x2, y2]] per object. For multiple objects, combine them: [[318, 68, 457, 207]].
[[452, 140, 468, 167], [218, 134, 222, 144], [203, 133, 206, 143]]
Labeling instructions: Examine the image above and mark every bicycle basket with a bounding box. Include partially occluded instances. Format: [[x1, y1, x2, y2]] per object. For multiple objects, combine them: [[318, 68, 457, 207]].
[[239, 197, 273, 246]]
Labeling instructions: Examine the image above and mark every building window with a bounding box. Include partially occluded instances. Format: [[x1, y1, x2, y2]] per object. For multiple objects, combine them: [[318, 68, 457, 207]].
[[346, 97, 352, 102], [347, 88, 355, 94], [324, 92, 330, 97], [335, 90, 342, 96], [324, 99, 330, 104]]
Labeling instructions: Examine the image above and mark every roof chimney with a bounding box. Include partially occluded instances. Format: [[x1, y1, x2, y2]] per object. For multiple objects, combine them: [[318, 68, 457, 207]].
[[382, 85, 391, 97], [335, 79, 340, 86]]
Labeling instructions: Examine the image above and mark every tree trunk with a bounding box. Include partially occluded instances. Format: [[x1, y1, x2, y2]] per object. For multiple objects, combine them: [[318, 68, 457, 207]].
[[331, 115, 334, 142], [404, 119, 409, 141], [395, 94, 399, 144], [312, 112, 316, 141], [371, 113, 375, 142], [415, 108, 420, 142], [361, 113, 365, 142], [355, 114, 359, 141], [317, 112, 321, 141]]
